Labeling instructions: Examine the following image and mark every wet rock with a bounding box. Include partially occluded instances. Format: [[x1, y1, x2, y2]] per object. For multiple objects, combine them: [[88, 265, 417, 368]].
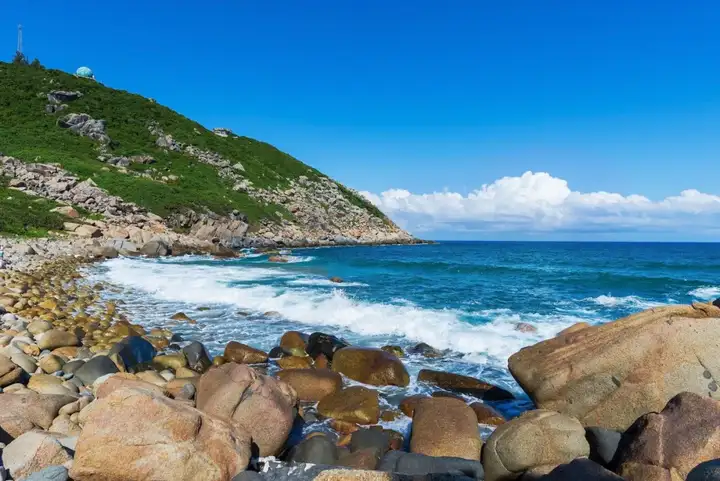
[[73, 355, 118, 385], [223, 341, 269, 364], [317, 386, 380, 425], [350, 428, 392, 456], [71, 387, 251, 481], [277, 368, 342, 402], [380, 345, 405, 358], [279, 331, 308, 356], [688, 459, 720, 481], [417, 369, 513, 400], [277, 355, 313, 369], [196, 363, 296, 456], [378, 450, 484, 478], [410, 397, 481, 461], [332, 347, 409, 387], [288, 433, 339, 465], [399, 394, 428, 417], [2, 431, 72, 480], [37, 330, 80, 351], [139, 240, 170, 257], [306, 332, 349, 361], [615, 392, 720, 481], [585, 427, 621, 468], [483, 410, 590, 481], [407, 343, 443, 358], [508, 303, 720, 430], [182, 341, 212, 372], [108, 336, 156, 371], [152, 353, 187, 371], [470, 402, 506, 426]]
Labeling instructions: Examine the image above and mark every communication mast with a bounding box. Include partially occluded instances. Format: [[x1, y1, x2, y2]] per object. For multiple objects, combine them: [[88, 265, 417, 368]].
[[17, 24, 23, 54]]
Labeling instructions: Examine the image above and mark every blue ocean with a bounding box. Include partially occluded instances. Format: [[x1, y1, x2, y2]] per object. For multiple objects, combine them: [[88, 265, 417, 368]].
[[86, 242, 720, 429]]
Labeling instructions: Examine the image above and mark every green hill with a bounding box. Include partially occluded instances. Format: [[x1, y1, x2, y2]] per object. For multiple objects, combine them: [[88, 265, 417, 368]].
[[0, 62, 410, 244]]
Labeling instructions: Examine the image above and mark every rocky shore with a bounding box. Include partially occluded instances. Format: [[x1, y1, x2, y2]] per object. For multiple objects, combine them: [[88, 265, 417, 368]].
[[1, 243, 720, 481]]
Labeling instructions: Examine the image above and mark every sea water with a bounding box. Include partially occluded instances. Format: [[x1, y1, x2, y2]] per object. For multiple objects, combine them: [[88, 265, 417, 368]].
[[86, 241, 720, 428]]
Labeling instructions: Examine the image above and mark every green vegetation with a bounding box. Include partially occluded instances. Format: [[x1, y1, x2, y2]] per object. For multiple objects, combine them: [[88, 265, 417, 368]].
[[0, 61, 385, 226], [0, 177, 65, 236]]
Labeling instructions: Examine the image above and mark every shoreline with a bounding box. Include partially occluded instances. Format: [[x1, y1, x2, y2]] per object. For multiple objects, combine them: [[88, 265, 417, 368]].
[[2, 236, 720, 480]]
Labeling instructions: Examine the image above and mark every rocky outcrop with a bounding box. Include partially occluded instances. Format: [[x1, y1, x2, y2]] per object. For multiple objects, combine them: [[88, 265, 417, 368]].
[[508, 303, 720, 431], [332, 347, 410, 387], [57, 113, 110, 143], [614, 392, 720, 481]]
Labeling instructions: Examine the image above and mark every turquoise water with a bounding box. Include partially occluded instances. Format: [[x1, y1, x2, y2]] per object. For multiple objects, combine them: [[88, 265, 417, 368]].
[[88, 241, 720, 423]]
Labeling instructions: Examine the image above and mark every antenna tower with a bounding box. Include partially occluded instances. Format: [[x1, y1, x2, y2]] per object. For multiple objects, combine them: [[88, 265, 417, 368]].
[[17, 24, 23, 53]]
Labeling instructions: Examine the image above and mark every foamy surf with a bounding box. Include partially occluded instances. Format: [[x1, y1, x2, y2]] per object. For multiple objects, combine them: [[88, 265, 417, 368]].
[[688, 286, 720, 300], [585, 294, 662, 310]]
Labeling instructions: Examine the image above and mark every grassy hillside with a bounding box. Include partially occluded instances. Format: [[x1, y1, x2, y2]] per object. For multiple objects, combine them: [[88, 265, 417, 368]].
[[0, 176, 65, 237], [0, 61, 386, 226]]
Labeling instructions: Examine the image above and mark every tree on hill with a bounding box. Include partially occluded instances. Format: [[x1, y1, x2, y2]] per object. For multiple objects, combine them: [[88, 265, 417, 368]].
[[30, 58, 42, 68], [12, 51, 28, 65]]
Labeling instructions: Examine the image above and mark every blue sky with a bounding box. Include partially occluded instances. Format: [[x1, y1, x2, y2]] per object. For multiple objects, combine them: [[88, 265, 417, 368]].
[[3, 1, 720, 240]]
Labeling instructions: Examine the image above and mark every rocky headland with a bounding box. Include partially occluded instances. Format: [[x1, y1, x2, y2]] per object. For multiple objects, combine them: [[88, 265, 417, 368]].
[[1, 242, 720, 481]]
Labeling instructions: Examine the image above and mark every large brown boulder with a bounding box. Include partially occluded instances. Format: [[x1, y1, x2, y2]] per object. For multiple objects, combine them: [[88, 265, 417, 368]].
[[332, 347, 409, 387], [196, 363, 296, 456], [615, 392, 720, 481], [409, 397, 481, 461], [37, 329, 80, 350], [95, 373, 167, 399], [279, 331, 308, 356], [223, 341, 268, 364], [317, 386, 380, 424], [277, 368, 342, 402], [417, 369, 513, 400], [482, 410, 590, 481], [509, 303, 720, 431], [0, 392, 76, 440], [70, 387, 251, 481]]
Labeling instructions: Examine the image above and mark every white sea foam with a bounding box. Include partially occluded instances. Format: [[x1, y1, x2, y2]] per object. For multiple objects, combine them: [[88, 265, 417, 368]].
[[97, 257, 577, 365], [586, 294, 662, 310], [287, 278, 368, 287], [283, 255, 315, 264], [688, 286, 720, 300]]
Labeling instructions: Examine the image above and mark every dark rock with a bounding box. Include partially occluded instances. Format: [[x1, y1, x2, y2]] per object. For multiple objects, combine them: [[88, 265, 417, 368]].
[[74, 356, 118, 385], [688, 459, 720, 481], [268, 346, 286, 359], [61, 360, 86, 375], [108, 336, 157, 372], [287, 434, 338, 465], [139, 240, 170, 257], [408, 342, 444, 358], [306, 332, 349, 361], [182, 341, 211, 372], [537, 459, 623, 480], [714, 298, 720, 309], [231, 472, 264, 481], [48, 90, 83, 103], [57, 113, 110, 143], [418, 369, 513, 400], [585, 426, 621, 467], [350, 428, 391, 455], [378, 450, 484, 479]]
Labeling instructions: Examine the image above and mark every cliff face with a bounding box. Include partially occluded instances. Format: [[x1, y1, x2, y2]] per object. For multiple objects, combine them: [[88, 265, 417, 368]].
[[0, 62, 413, 246]]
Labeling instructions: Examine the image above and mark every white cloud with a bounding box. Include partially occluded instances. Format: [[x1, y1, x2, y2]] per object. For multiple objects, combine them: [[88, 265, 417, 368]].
[[360, 171, 720, 236]]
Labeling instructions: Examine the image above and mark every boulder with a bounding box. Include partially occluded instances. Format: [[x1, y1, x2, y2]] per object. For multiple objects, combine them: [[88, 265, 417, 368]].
[[288, 433, 339, 465], [0, 392, 76, 440], [332, 347, 409, 387], [139, 239, 170, 257], [482, 410, 590, 481], [73, 355, 119, 385], [74, 225, 102, 238], [223, 341, 268, 364], [407, 343, 443, 358], [28, 374, 76, 396], [196, 363, 296, 456], [51, 205, 80, 218], [37, 330, 80, 351], [377, 450, 484, 478], [410, 397, 481, 461], [152, 353, 187, 371], [585, 427, 621, 467], [688, 459, 720, 481], [183, 341, 212, 372], [306, 332, 349, 361], [95, 373, 166, 399], [380, 345, 405, 358], [70, 387, 251, 481], [470, 402, 506, 426], [277, 355, 313, 369], [317, 386, 380, 425], [108, 336, 156, 371], [399, 394, 429, 417], [277, 368, 342, 402], [39, 354, 65, 374], [536, 459, 623, 480], [27, 320, 53, 336], [508, 303, 720, 430], [2, 431, 72, 480], [615, 392, 720, 481], [418, 369, 513, 401], [279, 331, 308, 356]]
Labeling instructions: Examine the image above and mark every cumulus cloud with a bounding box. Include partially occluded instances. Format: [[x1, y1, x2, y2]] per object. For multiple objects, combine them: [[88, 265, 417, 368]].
[[360, 171, 720, 236]]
